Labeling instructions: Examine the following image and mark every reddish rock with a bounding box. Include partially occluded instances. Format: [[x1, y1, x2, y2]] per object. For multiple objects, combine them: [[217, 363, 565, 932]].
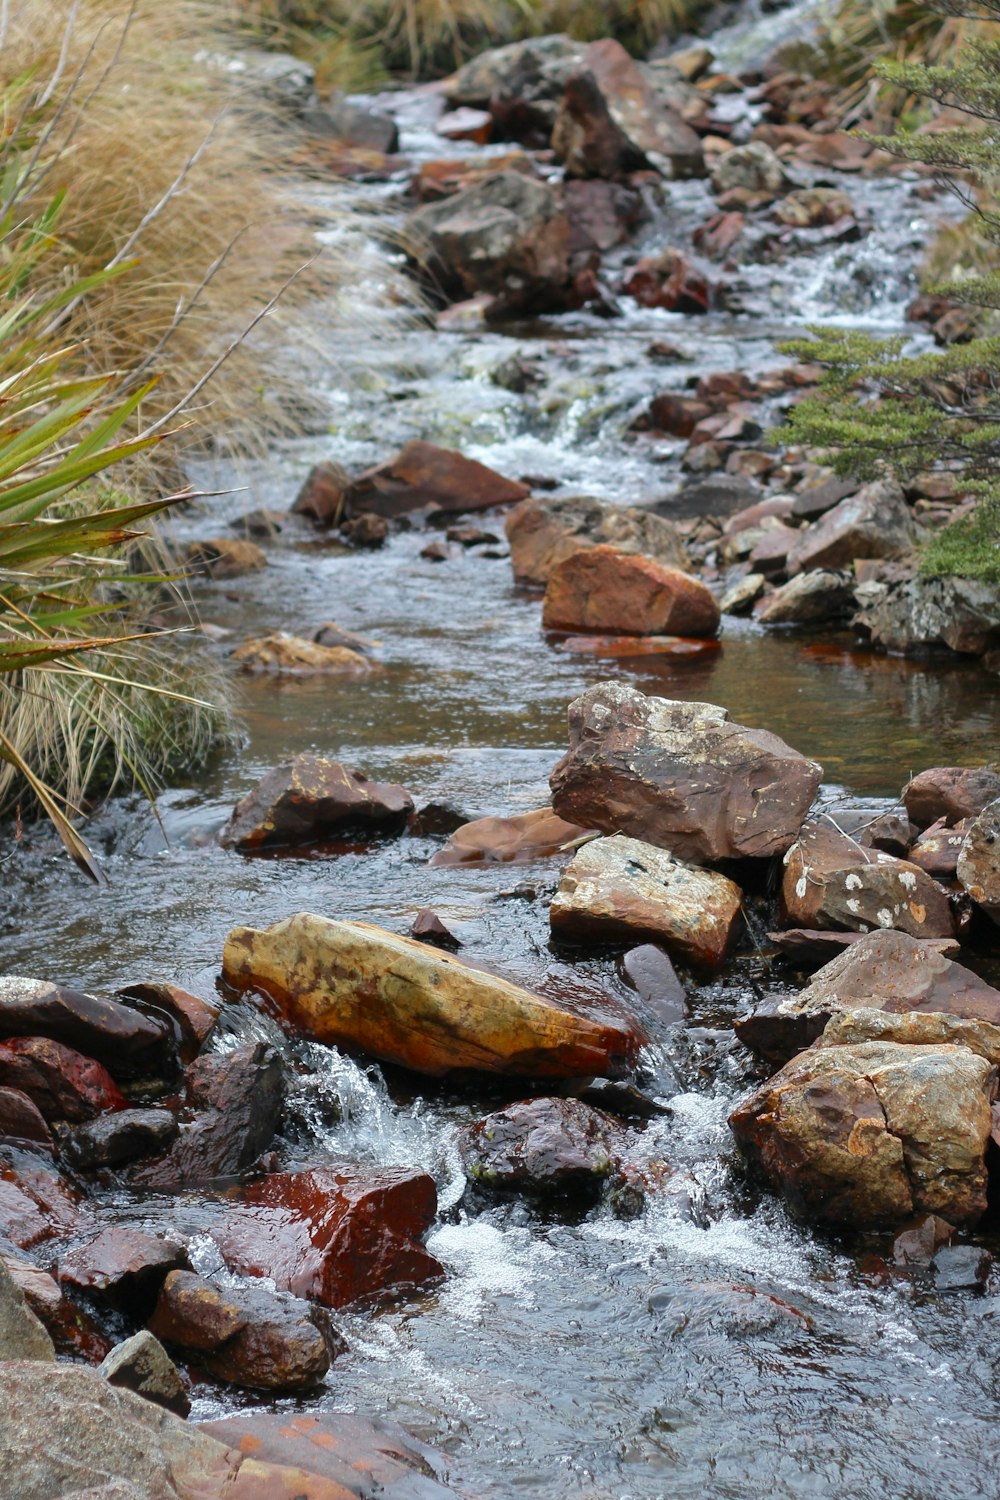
[[550, 682, 822, 864], [430, 806, 590, 867], [552, 39, 705, 180], [412, 151, 537, 202], [218, 1167, 444, 1310], [221, 755, 413, 851], [638, 393, 714, 438], [902, 765, 1000, 829], [907, 818, 970, 878], [0, 977, 172, 1081], [505, 492, 687, 585], [893, 1213, 954, 1267], [345, 439, 529, 519], [693, 209, 744, 259], [58, 1228, 188, 1313], [0, 1037, 126, 1123], [115, 982, 219, 1061], [623, 248, 710, 313], [340, 512, 389, 548], [461, 1096, 626, 1197], [858, 811, 917, 858], [542, 546, 720, 637], [437, 105, 492, 143], [564, 177, 645, 255], [786, 478, 916, 574], [184, 537, 267, 579], [409, 910, 461, 948], [0, 1160, 80, 1250], [0, 1087, 54, 1153], [292, 460, 347, 525], [782, 820, 955, 937]]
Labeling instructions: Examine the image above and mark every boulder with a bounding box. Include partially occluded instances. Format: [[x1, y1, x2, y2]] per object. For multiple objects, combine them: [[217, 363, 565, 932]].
[[622, 248, 710, 313], [460, 1096, 626, 1197], [221, 755, 412, 851], [957, 799, 1000, 925], [0, 1257, 54, 1361], [549, 682, 822, 863], [735, 929, 1000, 1063], [720, 572, 765, 615], [231, 634, 376, 676], [729, 1040, 996, 1229], [0, 977, 172, 1080], [552, 39, 705, 180], [786, 479, 916, 574], [550, 834, 742, 969], [781, 820, 955, 937], [0, 1087, 54, 1153], [775, 187, 855, 227], [564, 177, 646, 256], [542, 547, 720, 637], [855, 575, 1000, 656], [407, 173, 571, 314], [63, 1108, 178, 1170], [149, 1271, 329, 1394], [504, 493, 687, 585], [447, 34, 584, 143], [345, 438, 529, 518], [222, 913, 637, 1079], [58, 1228, 189, 1314], [756, 569, 854, 625], [712, 141, 788, 196], [217, 1166, 443, 1309], [0, 1037, 125, 1122], [184, 537, 267, 578], [817, 1007, 1000, 1064], [429, 805, 590, 866], [291, 459, 346, 525], [99, 1330, 190, 1416], [903, 765, 1000, 828], [133, 1043, 285, 1190]]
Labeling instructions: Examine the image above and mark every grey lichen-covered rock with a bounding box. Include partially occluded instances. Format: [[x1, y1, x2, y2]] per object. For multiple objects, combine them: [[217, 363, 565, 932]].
[[0, 1258, 54, 1362], [781, 819, 954, 938], [957, 798, 1000, 924], [99, 1330, 190, 1417], [711, 141, 788, 195], [756, 569, 854, 625], [550, 833, 742, 968], [854, 574, 1000, 656]]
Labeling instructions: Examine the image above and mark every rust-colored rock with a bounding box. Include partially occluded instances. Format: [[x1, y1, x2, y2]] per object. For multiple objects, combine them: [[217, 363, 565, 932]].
[[730, 1040, 996, 1229], [0, 1036, 126, 1123], [221, 754, 413, 851], [58, 1227, 188, 1313], [116, 982, 219, 1061], [0, 1159, 80, 1250], [957, 798, 1000, 925], [218, 1166, 443, 1309], [292, 460, 347, 525], [231, 633, 376, 676], [505, 492, 687, 586], [782, 820, 955, 937], [907, 818, 969, 877], [902, 765, 1000, 828], [185, 537, 267, 578], [340, 512, 389, 548], [787, 479, 916, 574], [223, 913, 638, 1079], [550, 682, 822, 863], [345, 438, 529, 518], [622, 248, 710, 313], [461, 1096, 626, 1197], [0, 976, 171, 1080], [550, 834, 742, 969], [542, 547, 720, 637], [429, 806, 590, 866]]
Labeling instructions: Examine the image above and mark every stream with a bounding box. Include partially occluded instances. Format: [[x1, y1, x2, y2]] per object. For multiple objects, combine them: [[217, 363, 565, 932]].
[[6, 2, 1000, 1496]]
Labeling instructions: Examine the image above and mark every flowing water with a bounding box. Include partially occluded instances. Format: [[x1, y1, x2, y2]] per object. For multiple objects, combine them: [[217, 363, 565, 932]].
[[6, 5, 1000, 1496]]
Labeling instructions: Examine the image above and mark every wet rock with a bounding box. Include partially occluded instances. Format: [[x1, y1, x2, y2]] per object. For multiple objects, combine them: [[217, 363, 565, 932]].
[[893, 1212, 954, 1266], [765, 928, 871, 966], [420, 539, 450, 562], [149, 1271, 329, 1394], [552, 39, 705, 180], [957, 800, 1000, 925], [550, 834, 742, 969], [223, 913, 637, 1079], [505, 492, 687, 585], [408, 800, 467, 838], [0, 977, 172, 1081], [0, 1087, 53, 1153], [185, 536, 267, 578], [932, 1244, 992, 1291], [346, 437, 530, 518], [340, 512, 390, 548], [221, 754, 413, 851], [429, 805, 589, 866], [787, 479, 915, 574], [199, 1409, 458, 1500], [564, 177, 646, 256], [63, 1108, 178, 1170], [308, 95, 398, 153], [756, 569, 854, 625], [291, 459, 347, 525], [310, 621, 378, 654], [907, 818, 969, 878], [218, 1165, 443, 1309], [542, 547, 720, 637], [99, 1330, 190, 1416], [776, 186, 854, 227], [550, 682, 822, 863], [0, 1037, 126, 1123], [619, 944, 687, 1027], [408, 173, 571, 315], [437, 105, 492, 143], [712, 141, 788, 196], [855, 574, 1000, 656], [0, 1158, 81, 1250], [409, 910, 461, 949], [58, 1228, 188, 1314], [903, 765, 1000, 828], [0, 1257, 54, 1361], [782, 820, 954, 937], [736, 930, 1000, 1064], [231, 632, 376, 676], [729, 1040, 996, 1229], [461, 1096, 626, 1197], [134, 1043, 285, 1190], [115, 982, 219, 1062], [622, 247, 710, 313]]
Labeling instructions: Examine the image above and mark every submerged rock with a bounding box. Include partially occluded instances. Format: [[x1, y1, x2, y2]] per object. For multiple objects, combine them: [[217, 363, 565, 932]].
[[221, 754, 413, 851], [222, 913, 638, 1079], [461, 1096, 626, 1197], [730, 1040, 996, 1229], [505, 492, 687, 586], [231, 633, 376, 676], [549, 682, 822, 863], [781, 820, 954, 937], [429, 806, 590, 866], [542, 547, 720, 637], [550, 834, 742, 969], [957, 799, 1000, 925]]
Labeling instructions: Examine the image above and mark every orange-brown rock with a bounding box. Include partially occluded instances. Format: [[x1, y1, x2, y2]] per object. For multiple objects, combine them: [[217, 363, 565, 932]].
[[231, 633, 376, 676], [345, 438, 529, 518], [782, 820, 955, 937], [185, 537, 267, 578], [221, 755, 412, 851], [903, 764, 1000, 828], [429, 806, 590, 867], [221, 913, 638, 1079], [291, 460, 347, 525], [505, 493, 687, 585], [542, 546, 720, 637]]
